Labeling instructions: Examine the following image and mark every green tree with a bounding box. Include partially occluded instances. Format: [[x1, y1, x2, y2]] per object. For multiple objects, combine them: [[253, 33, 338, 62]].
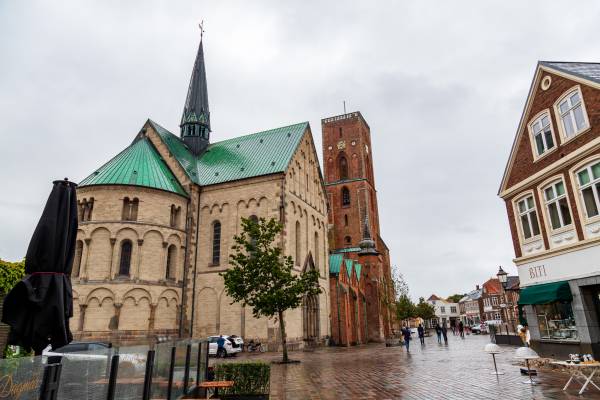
[[415, 297, 436, 320], [0, 258, 25, 295], [446, 293, 466, 303], [395, 294, 416, 323], [221, 217, 321, 363]]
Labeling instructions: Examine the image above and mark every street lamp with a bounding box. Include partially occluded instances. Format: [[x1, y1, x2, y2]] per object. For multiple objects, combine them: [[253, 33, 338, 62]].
[[497, 266, 515, 335]]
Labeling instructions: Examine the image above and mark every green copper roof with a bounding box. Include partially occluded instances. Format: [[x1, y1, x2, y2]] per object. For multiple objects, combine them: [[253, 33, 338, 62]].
[[79, 137, 187, 196], [354, 263, 362, 281], [150, 120, 308, 186], [329, 254, 343, 274], [333, 247, 361, 254], [345, 259, 354, 278]]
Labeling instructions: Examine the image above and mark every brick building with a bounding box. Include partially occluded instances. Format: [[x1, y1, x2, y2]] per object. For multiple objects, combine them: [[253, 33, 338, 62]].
[[499, 62, 600, 358], [481, 278, 503, 323], [69, 34, 331, 347], [322, 112, 394, 344]]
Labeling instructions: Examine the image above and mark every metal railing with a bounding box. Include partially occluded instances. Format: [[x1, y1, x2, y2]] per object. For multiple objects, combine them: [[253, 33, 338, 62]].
[[0, 339, 209, 400]]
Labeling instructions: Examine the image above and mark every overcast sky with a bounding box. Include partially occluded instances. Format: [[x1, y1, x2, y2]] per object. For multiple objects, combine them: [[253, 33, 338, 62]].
[[2, 1, 600, 300]]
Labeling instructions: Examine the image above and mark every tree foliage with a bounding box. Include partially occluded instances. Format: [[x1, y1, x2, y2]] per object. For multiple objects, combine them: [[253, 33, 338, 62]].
[[221, 217, 321, 362], [446, 293, 466, 303], [395, 294, 416, 322], [414, 297, 436, 320], [391, 265, 409, 299], [0, 259, 25, 296]]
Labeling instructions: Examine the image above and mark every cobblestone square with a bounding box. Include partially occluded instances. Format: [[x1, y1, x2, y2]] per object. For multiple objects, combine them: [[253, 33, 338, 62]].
[[227, 334, 600, 399]]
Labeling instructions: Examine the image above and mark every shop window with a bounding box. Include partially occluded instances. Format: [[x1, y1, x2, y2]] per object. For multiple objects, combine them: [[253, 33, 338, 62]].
[[535, 302, 578, 341]]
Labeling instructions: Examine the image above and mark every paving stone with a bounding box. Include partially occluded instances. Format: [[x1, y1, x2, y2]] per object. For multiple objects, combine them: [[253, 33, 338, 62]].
[[214, 334, 600, 399]]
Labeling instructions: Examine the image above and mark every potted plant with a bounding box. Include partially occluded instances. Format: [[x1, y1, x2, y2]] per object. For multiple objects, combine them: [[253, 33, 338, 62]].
[[214, 361, 270, 400]]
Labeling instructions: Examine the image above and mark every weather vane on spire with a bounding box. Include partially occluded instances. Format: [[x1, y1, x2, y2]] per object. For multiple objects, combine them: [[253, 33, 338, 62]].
[[199, 20, 205, 40]]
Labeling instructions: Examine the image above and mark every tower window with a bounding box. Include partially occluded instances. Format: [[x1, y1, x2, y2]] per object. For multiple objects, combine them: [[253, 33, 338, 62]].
[[339, 156, 349, 180], [342, 187, 351, 206], [344, 236, 352, 245], [166, 244, 177, 280], [344, 214, 349, 227], [118, 240, 133, 277], [212, 221, 221, 265], [339, 127, 343, 138], [295, 221, 301, 266]]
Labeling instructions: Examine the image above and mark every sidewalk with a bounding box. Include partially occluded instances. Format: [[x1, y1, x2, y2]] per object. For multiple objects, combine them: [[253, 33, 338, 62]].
[[226, 333, 600, 399]]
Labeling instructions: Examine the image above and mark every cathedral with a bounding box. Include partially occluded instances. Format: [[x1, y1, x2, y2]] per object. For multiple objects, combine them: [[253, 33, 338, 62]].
[[69, 32, 392, 347]]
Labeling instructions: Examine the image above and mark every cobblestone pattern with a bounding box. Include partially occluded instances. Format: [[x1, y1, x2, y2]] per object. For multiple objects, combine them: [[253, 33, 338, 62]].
[[223, 333, 600, 399]]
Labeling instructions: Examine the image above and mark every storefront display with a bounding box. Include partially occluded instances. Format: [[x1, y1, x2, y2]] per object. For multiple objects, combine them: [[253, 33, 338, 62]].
[[535, 301, 578, 341]]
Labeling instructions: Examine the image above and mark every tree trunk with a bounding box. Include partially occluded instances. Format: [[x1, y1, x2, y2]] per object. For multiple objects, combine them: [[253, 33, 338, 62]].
[[278, 310, 288, 363]]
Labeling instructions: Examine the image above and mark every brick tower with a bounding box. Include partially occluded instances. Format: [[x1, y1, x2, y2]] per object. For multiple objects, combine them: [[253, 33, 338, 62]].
[[322, 112, 393, 342]]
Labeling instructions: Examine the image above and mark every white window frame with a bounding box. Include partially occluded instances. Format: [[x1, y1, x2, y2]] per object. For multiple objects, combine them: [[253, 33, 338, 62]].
[[553, 86, 590, 144], [514, 193, 542, 243], [575, 161, 600, 221], [492, 296, 498, 306], [528, 110, 557, 161], [542, 179, 573, 232]]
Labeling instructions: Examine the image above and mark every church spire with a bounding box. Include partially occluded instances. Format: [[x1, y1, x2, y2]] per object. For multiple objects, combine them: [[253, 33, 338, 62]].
[[358, 213, 378, 256], [180, 22, 211, 155]]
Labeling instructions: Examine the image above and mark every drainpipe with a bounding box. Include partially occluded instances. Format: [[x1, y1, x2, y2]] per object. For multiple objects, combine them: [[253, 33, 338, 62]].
[[189, 187, 202, 337], [178, 192, 192, 338], [336, 273, 341, 345]]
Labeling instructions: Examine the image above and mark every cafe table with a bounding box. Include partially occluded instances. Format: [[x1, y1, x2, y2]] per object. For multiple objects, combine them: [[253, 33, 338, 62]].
[[551, 361, 600, 395]]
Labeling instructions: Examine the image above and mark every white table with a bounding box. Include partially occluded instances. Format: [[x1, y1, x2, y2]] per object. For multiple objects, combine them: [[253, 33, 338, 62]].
[[551, 361, 600, 395]]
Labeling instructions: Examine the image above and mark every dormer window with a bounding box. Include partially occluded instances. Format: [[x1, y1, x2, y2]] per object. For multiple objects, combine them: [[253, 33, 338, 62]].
[[517, 195, 540, 240], [555, 87, 589, 141], [529, 112, 555, 158]]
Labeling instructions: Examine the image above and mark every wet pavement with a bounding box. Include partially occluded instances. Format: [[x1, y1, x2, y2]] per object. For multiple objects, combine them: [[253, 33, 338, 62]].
[[219, 333, 600, 399]]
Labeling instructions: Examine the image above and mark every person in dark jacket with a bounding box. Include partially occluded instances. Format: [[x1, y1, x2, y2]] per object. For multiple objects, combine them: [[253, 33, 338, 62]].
[[217, 335, 226, 357], [458, 320, 465, 338], [401, 325, 411, 351], [417, 324, 425, 345], [441, 323, 448, 344], [435, 323, 442, 343]]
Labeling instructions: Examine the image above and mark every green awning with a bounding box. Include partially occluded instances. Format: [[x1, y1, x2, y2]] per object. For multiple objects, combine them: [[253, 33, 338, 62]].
[[518, 281, 572, 305]]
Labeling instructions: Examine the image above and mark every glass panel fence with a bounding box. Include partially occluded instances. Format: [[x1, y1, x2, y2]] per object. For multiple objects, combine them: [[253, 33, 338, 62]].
[[57, 346, 111, 400], [113, 344, 150, 400], [0, 353, 44, 400]]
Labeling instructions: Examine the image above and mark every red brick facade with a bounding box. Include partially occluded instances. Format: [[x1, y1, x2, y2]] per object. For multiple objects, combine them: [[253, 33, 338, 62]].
[[500, 66, 600, 259], [322, 112, 393, 344]]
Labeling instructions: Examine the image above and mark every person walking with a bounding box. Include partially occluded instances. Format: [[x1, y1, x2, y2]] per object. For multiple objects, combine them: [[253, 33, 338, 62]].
[[435, 323, 442, 344], [217, 335, 226, 357], [401, 325, 411, 352], [417, 324, 425, 345], [441, 323, 448, 344], [450, 319, 456, 336], [458, 320, 465, 339]]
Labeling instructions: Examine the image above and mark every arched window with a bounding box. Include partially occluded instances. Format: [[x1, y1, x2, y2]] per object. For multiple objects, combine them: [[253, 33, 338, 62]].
[[342, 187, 350, 206], [249, 215, 259, 250], [122, 197, 139, 221], [212, 221, 221, 265], [166, 244, 177, 280], [314, 232, 319, 269], [170, 205, 181, 228], [344, 214, 349, 226], [344, 236, 352, 245], [339, 127, 343, 138], [295, 221, 301, 266], [72, 240, 83, 277], [339, 156, 349, 180], [118, 240, 132, 277], [84, 198, 94, 221]]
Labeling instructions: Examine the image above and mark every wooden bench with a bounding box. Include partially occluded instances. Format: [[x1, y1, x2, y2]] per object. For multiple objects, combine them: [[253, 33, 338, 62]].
[[198, 381, 235, 399]]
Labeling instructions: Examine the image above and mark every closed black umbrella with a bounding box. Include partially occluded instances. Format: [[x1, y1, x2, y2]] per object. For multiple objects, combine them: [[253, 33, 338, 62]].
[[2, 179, 78, 354]]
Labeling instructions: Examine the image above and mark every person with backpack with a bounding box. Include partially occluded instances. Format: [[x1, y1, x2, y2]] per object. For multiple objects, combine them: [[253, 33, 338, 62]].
[[401, 325, 412, 352]]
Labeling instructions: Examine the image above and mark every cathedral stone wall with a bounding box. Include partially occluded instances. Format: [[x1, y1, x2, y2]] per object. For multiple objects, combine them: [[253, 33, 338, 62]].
[[72, 185, 187, 343], [192, 130, 330, 348]]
